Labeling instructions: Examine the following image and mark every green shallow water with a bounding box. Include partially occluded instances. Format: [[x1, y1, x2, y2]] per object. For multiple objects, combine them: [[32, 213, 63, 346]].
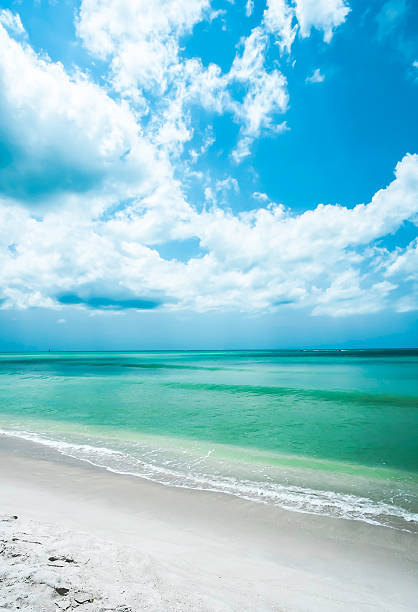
[[0, 350, 417, 529]]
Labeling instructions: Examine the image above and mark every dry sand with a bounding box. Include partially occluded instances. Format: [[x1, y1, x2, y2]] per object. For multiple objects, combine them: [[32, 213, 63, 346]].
[[0, 436, 417, 611]]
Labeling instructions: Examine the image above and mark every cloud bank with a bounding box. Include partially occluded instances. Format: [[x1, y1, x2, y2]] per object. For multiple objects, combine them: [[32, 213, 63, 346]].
[[0, 2, 417, 320]]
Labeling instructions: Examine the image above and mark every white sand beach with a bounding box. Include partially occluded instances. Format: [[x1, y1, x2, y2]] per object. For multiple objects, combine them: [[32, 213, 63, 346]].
[[0, 436, 417, 611]]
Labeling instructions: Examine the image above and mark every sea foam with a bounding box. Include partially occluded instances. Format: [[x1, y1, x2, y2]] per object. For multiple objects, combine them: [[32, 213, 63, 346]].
[[1, 427, 417, 533]]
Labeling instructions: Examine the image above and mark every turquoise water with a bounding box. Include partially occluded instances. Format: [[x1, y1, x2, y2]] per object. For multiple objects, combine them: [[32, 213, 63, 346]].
[[0, 350, 417, 530]]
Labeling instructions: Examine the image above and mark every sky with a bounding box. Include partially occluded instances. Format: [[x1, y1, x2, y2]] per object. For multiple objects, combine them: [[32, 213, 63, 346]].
[[0, 0, 417, 350]]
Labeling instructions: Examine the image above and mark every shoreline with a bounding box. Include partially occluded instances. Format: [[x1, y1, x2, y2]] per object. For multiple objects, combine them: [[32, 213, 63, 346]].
[[1, 426, 416, 533], [1, 436, 417, 610]]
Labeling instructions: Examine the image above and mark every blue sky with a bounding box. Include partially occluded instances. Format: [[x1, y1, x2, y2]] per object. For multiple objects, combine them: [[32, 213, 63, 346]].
[[0, 0, 417, 349]]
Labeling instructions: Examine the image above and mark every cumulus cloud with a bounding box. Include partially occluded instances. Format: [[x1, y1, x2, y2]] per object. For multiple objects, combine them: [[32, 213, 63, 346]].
[[73, 0, 349, 165], [264, 0, 349, 52], [295, 0, 350, 42], [0, 20, 176, 208], [76, 0, 291, 163], [1, 151, 417, 316], [0, 3, 415, 322], [77, 0, 210, 97]]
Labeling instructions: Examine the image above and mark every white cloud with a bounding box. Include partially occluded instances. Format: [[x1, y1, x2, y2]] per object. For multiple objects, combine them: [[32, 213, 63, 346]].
[[0, 21, 175, 208], [264, 0, 349, 52], [229, 27, 289, 161], [264, 0, 297, 54], [312, 272, 397, 316], [204, 176, 239, 205], [252, 192, 270, 202], [74, 0, 349, 166], [0, 4, 416, 322], [0, 9, 25, 35], [395, 292, 418, 313], [77, 0, 210, 97], [231, 71, 288, 162], [1, 151, 417, 316], [295, 0, 350, 43], [306, 68, 325, 83], [385, 239, 418, 281], [230, 27, 267, 82], [76, 1, 291, 163], [73, 0, 351, 168], [245, 0, 254, 17], [189, 127, 215, 163]]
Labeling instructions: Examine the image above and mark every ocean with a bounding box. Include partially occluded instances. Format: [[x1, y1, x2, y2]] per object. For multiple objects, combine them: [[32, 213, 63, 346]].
[[0, 350, 417, 531]]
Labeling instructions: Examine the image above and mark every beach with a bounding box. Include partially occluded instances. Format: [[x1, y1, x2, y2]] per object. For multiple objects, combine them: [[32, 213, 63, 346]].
[[1, 351, 417, 610], [1, 0, 417, 606], [1, 435, 417, 611]]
